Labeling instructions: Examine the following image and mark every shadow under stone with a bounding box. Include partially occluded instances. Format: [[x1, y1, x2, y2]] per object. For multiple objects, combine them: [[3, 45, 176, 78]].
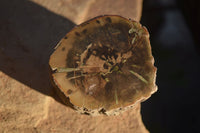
[[0, 0, 75, 106]]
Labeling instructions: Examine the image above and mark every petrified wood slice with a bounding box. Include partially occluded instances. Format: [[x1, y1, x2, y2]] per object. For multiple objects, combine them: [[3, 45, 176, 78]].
[[49, 15, 157, 115]]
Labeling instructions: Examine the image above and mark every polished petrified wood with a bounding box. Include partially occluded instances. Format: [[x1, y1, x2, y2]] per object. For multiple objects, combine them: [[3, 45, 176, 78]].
[[49, 15, 157, 115]]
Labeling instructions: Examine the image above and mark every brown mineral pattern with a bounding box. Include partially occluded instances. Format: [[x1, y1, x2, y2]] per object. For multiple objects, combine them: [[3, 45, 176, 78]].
[[0, 0, 155, 133]]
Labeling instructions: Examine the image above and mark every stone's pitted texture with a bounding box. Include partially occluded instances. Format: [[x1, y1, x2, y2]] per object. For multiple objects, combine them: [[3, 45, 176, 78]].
[[49, 15, 157, 115]]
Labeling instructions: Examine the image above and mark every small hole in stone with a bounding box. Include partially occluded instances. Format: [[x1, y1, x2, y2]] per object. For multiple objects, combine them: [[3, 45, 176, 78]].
[[83, 112, 90, 115], [62, 47, 65, 51], [82, 29, 87, 34], [105, 17, 112, 23], [103, 63, 108, 69], [99, 108, 106, 114], [96, 20, 100, 24], [83, 108, 88, 111], [67, 89, 73, 95], [75, 32, 81, 37]]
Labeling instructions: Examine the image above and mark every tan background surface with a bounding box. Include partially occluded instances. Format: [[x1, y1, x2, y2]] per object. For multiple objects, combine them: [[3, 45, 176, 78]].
[[0, 0, 149, 132]]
